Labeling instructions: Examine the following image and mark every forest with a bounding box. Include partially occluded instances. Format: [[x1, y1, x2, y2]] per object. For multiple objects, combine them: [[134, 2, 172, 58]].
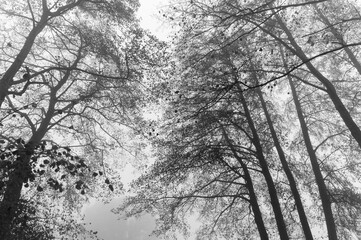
[[0, 0, 360, 239]]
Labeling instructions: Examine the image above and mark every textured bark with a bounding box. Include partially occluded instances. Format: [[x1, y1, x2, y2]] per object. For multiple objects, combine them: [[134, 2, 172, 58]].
[[256, 88, 314, 240], [238, 90, 289, 240]]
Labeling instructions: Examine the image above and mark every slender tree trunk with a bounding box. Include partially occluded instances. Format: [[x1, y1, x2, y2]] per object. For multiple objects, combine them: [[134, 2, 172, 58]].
[[238, 90, 289, 240], [220, 125, 269, 240], [241, 159, 270, 240], [272, 13, 361, 150], [287, 77, 338, 240], [244, 53, 314, 238], [280, 47, 338, 240], [256, 87, 314, 240]]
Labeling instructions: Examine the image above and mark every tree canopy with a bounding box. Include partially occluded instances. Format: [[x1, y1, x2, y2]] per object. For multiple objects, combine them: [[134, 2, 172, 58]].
[[1, 0, 361, 240], [0, 0, 165, 238], [119, 0, 361, 240]]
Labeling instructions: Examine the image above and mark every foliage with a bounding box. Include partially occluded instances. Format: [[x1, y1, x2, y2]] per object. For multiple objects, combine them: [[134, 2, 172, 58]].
[[120, 0, 361, 240], [0, 0, 165, 238]]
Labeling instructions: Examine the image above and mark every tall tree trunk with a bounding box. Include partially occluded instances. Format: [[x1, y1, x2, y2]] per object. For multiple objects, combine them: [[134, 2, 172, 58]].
[[245, 53, 313, 238], [271, 12, 361, 150], [220, 125, 270, 240], [238, 90, 289, 240], [0, 91, 56, 239], [288, 77, 338, 240], [240, 158, 270, 240], [0, 147, 33, 239], [280, 47, 338, 240], [256, 87, 314, 240]]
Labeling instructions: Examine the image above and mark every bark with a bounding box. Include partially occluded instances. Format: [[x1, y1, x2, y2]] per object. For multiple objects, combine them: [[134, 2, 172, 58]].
[[0, 147, 33, 239], [238, 90, 289, 240], [241, 50, 313, 237], [244, 53, 313, 238], [0, 13, 49, 108], [256, 87, 314, 240], [0, 109, 55, 239], [220, 125, 269, 240], [0, 75, 59, 238], [288, 77, 338, 240], [0, 0, 84, 108], [240, 158, 270, 240], [272, 12, 361, 150], [280, 47, 338, 240]]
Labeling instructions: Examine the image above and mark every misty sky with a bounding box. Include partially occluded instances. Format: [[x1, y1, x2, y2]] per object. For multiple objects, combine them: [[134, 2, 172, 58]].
[[84, 197, 157, 240], [82, 2, 170, 239]]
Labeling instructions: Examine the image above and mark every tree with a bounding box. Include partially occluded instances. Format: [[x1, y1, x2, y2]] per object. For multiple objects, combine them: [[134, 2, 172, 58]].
[[284, 52, 337, 239], [248, 59, 314, 238], [121, 0, 361, 239], [0, 0, 163, 238], [120, 31, 294, 238], [119, 94, 275, 239]]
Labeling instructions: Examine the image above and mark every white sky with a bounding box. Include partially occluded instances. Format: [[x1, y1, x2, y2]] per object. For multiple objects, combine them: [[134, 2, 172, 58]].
[[84, 197, 157, 240], [137, 0, 172, 40], [83, 1, 172, 239]]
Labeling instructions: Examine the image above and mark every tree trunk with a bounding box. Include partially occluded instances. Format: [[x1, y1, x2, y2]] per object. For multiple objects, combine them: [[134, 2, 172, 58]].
[[0, 149, 33, 239], [256, 87, 314, 240], [272, 12, 361, 150], [238, 90, 289, 240], [287, 77, 338, 240], [245, 52, 313, 238], [241, 159, 270, 240], [0, 14, 48, 108], [0, 92, 56, 238], [283, 53, 338, 239], [220, 125, 269, 240]]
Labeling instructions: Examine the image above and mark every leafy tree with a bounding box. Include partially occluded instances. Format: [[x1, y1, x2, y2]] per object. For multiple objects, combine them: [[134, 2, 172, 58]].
[[121, 0, 361, 239], [0, 0, 164, 238], [248, 59, 314, 238], [120, 33, 295, 239], [119, 93, 275, 239]]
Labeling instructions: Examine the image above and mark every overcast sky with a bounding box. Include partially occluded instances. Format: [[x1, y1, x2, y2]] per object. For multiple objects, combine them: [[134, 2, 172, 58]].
[[83, 1, 170, 239], [137, 0, 172, 40], [84, 197, 157, 240]]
